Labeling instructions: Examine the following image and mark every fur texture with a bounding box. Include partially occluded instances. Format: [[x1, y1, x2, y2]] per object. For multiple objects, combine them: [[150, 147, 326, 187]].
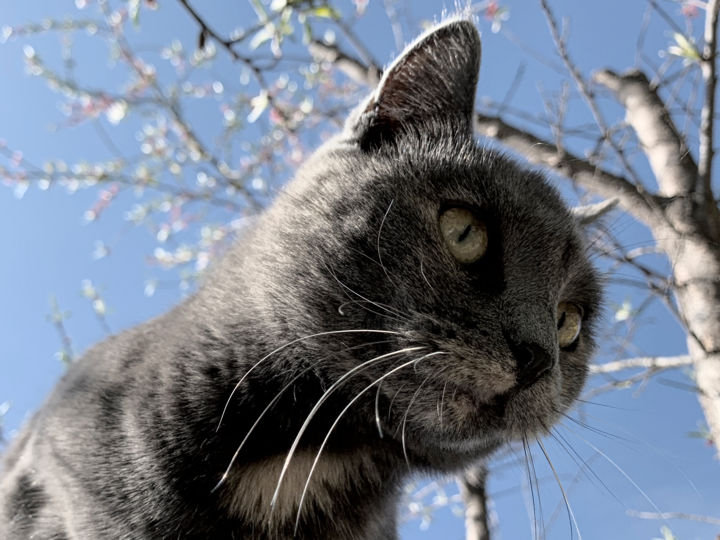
[[0, 19, 601, 539]]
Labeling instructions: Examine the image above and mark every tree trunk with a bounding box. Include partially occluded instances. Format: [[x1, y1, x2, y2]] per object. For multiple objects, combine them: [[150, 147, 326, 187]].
[[659, 231, 720, 456]]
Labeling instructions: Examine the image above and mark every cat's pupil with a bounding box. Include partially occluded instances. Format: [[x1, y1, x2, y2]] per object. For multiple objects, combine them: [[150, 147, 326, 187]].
[[457, 224, 472, 243], [557, 311, 566, 329]]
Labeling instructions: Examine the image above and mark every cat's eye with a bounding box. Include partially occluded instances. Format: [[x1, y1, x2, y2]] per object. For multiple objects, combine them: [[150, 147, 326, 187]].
[[557, 302, 583, 348], [439, 207, 488, 264]]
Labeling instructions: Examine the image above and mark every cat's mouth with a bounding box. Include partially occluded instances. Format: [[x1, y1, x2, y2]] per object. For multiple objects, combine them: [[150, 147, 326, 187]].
[[425, 367, 558, 431]]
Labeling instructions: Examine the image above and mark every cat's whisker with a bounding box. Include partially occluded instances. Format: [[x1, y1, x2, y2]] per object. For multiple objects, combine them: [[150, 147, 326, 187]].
[[536, 437, 582, 540], [385, 382, 408, 423], [216, 329, 402, 432], [556, 409, 630, 444], [269, 346, 426, 513], [292, 351, 448, 535], [437, 380, 449, 427], [557, 423, 667, 524], [376, 199, 395, 285], [374, 379, 384, 438], [322, 259, 410, 323], [522, 436, 544, 540], [401, 373, 434, 468], [560, 408, 702, 498], [336, 299, 407, 324], [418, 256, 435, 293], [212, 339, 394, 492], [548, 428, 622, 506]]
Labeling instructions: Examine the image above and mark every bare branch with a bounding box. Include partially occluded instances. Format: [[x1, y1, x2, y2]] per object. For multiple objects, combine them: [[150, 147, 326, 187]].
[[699, 0, 720, 196], [539, 0, 645, 187], [308, 40, 381, 86], [593, 69, 698, 198], [627, 509, 720, 526], [474, 113, 660, 227], [571, 198, 619, 225], [176, 0, 290, 135], [590, 355, 692, 375], [459, 464, 491, 540]]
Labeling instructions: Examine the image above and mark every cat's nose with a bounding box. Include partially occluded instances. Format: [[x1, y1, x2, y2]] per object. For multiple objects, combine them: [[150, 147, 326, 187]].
[[510, 341, 557, 388]]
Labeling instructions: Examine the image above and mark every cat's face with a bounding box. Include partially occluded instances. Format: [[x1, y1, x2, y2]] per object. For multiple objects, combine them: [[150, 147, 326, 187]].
[[250, 19, 601, 467]]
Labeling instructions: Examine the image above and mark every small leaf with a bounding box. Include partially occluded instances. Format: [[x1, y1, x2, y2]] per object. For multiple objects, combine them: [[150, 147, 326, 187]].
[[129, 0, 141, 26], [668, 32, 701, 61], [310, 6, 340, 19], [247, 90, 269, 123], [250, 25, 274, 50]]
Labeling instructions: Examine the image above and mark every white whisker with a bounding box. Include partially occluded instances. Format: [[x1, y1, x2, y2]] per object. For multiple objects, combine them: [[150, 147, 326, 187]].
[[269, 345, 426, 514], [212, 339, 393, 492], [522, 437, 544, 540], [216, 329, 402, 433], [374, 379, 384, 438], [437, 380, 449, 427], [419, 256, 435, 293], [377, 199, 395, 284], [536, 437, 582, 540], [401, 374, 433, 468], [558, 424, 667, 524], [386, 382, 408, 423], [322, 259, 409, 322], [292, 351, 447, 534]]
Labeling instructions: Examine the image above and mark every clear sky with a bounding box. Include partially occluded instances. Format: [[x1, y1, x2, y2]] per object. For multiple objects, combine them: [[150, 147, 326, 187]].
[[1, 1, 719, 539]]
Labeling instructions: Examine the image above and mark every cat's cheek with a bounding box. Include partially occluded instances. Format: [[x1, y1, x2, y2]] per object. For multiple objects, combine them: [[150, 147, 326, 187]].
[[557, 358, 590, 410]]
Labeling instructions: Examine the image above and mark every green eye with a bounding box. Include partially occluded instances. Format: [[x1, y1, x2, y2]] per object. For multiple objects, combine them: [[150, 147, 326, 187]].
[[439, 207, 488, 264], [557, 302, 583, 348]]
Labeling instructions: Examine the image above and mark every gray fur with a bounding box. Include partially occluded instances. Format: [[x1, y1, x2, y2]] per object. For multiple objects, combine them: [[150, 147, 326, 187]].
[[0, 19, 601, 539]]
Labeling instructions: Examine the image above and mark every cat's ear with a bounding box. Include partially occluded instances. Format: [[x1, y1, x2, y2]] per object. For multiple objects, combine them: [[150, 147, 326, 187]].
[[345, 19, 481, 150]]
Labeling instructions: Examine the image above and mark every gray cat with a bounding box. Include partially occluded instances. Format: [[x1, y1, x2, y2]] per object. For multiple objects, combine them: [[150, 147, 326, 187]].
[[0, 19, 601, 539]]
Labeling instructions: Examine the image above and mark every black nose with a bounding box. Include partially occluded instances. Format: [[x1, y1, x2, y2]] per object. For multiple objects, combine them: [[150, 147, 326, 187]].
[[510, 341, 557, 388]]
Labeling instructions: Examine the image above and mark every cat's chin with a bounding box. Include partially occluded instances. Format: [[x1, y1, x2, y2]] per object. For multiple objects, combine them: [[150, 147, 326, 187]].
[[400, 375, 564, 465]]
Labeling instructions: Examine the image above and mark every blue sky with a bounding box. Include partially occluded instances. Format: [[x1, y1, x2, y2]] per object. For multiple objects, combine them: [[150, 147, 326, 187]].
[[1, 1, 719, 539]]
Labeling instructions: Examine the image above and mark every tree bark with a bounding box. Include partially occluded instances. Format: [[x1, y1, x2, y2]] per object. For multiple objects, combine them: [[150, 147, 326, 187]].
[[459, 464, 491, 540], [595, 68, 720, 457]]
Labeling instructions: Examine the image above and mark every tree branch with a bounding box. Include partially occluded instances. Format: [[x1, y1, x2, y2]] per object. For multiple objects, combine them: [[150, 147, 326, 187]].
[[590, 355, 692, 375], [627, 509, 720, 526], [308, 40, 381, 86], [474, 113, 660, 227], [699, 0, 720, 196], [459, 464, 491, 540], [539, 0, 645, 187], [593, 69, 698, 198]]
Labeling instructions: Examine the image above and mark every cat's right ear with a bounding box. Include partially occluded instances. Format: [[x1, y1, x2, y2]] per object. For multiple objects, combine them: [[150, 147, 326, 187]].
[[344, 19, 481, 150]]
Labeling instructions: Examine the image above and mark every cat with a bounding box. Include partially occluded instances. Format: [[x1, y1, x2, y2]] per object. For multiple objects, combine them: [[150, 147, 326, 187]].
[[0, 18, 601, 540]]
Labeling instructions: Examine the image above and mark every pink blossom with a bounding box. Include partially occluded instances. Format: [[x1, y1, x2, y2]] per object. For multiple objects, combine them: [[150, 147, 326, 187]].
[[485, 1, 499, 19], [11, 151, 23, 167], [269, 107, 284, 125], [682, 2, 699, 18], [353, 0, 369, 15]]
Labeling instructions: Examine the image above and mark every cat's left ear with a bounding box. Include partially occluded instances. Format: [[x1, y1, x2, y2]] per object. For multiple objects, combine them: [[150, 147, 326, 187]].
[[345, 19, 481, 149]]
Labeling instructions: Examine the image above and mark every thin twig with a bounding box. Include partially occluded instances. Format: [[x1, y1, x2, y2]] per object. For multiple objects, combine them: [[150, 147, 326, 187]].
[[627, 509, 720, 526], [590, 355, 692, 374], [699, 0, 720, 195]]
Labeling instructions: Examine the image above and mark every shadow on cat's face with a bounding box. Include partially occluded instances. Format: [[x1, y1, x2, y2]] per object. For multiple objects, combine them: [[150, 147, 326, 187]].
[[246, 19, 601, 468]]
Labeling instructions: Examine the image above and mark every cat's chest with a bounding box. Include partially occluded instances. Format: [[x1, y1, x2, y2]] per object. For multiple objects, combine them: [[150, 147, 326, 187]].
[[220, 449, 397, 538]]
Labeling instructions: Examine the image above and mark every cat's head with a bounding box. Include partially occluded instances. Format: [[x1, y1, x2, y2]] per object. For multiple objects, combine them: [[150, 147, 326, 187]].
[[244, 19, 602, 467]]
